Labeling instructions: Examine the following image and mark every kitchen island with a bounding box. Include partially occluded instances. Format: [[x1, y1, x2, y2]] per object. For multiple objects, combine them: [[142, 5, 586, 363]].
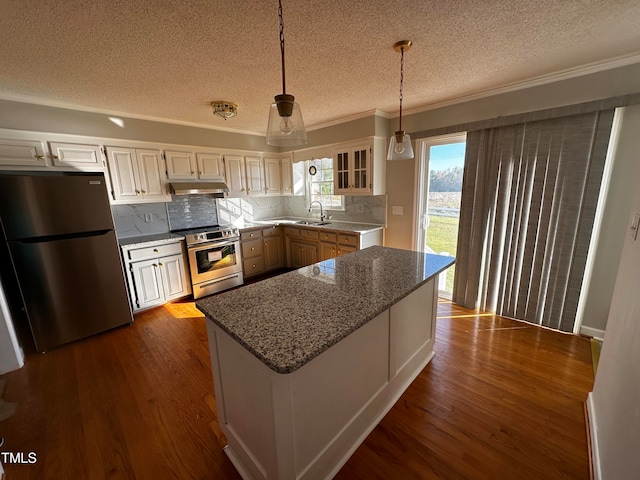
[[197, 246, 455, 480]]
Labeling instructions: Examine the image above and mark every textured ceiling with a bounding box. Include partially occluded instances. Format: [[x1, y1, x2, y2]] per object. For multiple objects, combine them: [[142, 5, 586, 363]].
[[1, 0, 640, 135]]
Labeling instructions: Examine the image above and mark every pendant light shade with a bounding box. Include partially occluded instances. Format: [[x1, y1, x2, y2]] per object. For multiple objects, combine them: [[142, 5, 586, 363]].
[[266, 0, 307, 146], [266, 94, 307, 146], [387, 130, 414, 161], [387, 40, 414, 161]]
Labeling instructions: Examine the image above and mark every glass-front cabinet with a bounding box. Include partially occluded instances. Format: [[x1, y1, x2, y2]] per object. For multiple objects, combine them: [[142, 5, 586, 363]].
[[333, 142, 379, 195]]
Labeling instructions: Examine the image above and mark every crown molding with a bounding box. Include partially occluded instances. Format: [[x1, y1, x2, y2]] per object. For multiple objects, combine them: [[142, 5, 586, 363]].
[[0, 92, 267, 137], [305, 109, 389, 131], [398, 52, 640, 118]]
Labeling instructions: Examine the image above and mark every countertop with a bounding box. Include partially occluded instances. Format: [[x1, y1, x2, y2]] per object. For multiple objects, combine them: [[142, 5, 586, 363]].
[[119, 232, 185, 248], [239, 217, 385, 235], [196, 246, 455, 374]]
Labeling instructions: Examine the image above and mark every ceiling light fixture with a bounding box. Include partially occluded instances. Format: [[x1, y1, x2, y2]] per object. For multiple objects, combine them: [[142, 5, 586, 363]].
[[387, 40, 414, 161], [265, 0, 307, 146], [211, 101, 238, 120]]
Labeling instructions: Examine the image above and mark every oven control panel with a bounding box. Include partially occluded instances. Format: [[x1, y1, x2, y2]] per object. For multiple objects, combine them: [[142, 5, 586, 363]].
[[185, 228, 239, 246]]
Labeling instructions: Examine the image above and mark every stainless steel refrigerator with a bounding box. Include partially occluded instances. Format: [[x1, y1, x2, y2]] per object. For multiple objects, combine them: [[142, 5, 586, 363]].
[[0, 172, 133, 352]]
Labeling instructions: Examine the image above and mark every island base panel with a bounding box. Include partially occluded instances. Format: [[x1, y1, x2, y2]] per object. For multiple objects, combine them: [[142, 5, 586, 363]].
[[205, 277, 439, 480]]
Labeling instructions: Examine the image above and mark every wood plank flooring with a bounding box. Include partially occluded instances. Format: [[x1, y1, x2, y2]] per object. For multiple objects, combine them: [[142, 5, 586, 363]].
[[0, 300, 594, 479]]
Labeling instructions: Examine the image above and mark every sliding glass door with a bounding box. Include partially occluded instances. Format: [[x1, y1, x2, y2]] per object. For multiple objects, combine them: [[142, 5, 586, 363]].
[[415, 133, 466, 297]]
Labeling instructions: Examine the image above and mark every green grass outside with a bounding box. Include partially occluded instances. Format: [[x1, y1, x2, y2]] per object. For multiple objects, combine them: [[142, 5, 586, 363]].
[[426, 215, 459, 294]]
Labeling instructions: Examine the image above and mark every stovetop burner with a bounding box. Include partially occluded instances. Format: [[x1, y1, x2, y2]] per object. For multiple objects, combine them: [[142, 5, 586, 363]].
[[172, 225, 239, 246]]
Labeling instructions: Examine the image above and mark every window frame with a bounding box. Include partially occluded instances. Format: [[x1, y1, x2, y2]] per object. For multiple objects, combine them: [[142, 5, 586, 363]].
[[306, 158, 344, 211]]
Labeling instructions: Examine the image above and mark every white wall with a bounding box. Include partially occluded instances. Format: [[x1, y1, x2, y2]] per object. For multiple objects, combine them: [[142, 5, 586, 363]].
[[588, 115, 640, 479], [0, 276, 24, 375], [578, 106, 640, 337]]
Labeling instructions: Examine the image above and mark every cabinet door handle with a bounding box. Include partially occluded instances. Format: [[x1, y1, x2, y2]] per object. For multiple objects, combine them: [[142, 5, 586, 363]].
[[52, 155, 60, 160], [35, 154, 45, 159], [251, 247, 255, 251], [141, 190, 147, 194], [252, 264, 257, 268], [153, 248, 159, 253], [191, 171, 195, 175], [153, 263, 158, 268], [135, 190, 141, 195], [199, 171, 203, 175], [158, 262, 164, 267]]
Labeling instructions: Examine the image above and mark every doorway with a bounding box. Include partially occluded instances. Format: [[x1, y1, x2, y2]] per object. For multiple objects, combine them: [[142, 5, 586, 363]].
[[414, 133, 466, 297]]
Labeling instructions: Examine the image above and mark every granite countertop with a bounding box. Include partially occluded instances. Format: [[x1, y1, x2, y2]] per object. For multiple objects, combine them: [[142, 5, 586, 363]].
[[196, 246, 455, 374], [119, 232, 185, 248], [239, 218, 385, 235]]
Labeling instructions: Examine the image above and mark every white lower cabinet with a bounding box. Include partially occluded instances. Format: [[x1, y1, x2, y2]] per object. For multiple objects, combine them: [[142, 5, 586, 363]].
[[122, 241, 191, 312]]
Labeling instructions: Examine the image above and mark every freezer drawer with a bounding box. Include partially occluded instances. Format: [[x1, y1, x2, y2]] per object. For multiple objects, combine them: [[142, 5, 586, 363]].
[[8, 230, 133, 352]]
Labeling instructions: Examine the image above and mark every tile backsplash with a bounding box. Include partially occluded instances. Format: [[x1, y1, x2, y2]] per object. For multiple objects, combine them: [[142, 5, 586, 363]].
[[113, 194, 387, 238], [167, 194, 219, 230], [283, 195, 387, 225], [218, 195, 387, 226], [111, 203, 169, 238]]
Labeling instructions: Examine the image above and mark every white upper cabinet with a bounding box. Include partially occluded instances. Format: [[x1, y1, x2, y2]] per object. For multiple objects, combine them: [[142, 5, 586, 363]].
[[245, 156, 265, 196], [0, 138, 48, 167], [225, 155, 268, 197], [224, 154, 247, 196], [105, 146, 169, 203], [166, 150, 226, 181], [196, 152, 225, 180], [165, 150, 196, 180], [0, 135, 104, 172], [48, 142, 103, 169], [333, 137, 386, 195], [280, 156, 293, 195], [264, 157, 282, 195]]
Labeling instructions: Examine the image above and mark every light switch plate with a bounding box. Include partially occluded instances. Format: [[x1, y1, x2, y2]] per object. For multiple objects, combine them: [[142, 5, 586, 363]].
[[392, 206, 404, 215]]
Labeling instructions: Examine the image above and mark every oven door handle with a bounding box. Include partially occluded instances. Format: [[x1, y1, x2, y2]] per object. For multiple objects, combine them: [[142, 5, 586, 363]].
[[190, 239, 238, 250]]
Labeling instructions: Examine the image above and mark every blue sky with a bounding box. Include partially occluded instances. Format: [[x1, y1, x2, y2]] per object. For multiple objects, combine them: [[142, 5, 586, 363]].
[[430, 142, 466, 171]]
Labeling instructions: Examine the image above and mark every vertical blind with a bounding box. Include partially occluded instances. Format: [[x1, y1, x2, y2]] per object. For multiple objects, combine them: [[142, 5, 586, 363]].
[[453, 110, 615, 332]]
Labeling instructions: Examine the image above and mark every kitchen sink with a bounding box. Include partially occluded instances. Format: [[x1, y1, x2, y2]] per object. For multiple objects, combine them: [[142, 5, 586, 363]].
[[295, 220, 332, 226]]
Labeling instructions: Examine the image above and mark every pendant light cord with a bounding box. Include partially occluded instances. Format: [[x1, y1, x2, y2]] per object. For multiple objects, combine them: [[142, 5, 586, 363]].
[[278, 0, 286, 95], [398, 46, 404, 132]]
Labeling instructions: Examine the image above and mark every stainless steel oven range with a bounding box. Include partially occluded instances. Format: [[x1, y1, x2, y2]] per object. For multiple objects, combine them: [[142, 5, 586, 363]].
[[178, 225, 243, 299]]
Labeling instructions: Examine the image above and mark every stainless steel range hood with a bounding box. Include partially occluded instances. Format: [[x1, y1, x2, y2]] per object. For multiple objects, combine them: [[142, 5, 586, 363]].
[[170, 182, 229, 196]]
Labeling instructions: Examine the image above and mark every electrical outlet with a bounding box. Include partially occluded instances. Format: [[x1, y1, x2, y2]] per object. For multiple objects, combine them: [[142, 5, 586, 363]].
[[392, 206, 404, 215], [356, 205, 364, 213]]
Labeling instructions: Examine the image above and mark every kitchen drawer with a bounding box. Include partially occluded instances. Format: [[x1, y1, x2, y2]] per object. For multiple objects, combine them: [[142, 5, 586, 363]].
[[262, 226, 281, 237], [126, 241, 183, 261], [284, 227, 300, 237], [300, 229, 319, 240], [318, 231, 337, 243], [242, 238, 263, 258], [337, 234, 358, 247], [241, 229, 262, 241], [243, 257, 265, 277]]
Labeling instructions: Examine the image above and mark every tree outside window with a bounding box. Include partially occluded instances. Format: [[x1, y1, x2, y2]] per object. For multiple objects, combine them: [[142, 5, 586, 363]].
[[308, 158, 343, 209]]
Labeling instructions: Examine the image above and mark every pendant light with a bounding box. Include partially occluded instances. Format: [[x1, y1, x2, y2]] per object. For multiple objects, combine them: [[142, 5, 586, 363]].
[[387, 40, 414, 161], [266, 0, 307, 146]]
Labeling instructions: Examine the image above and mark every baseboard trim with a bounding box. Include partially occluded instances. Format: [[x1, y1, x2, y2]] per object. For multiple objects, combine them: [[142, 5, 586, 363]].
[[586, 393, 601, 480], [580, 326, 605, 341]]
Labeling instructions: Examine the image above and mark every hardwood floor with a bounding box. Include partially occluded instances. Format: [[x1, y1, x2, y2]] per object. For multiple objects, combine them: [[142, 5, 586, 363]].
[[0, 300, 594, 479]]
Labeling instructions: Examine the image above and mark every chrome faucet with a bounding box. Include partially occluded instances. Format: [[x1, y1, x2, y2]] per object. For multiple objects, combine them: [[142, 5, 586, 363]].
[[309, 201, 325, 222]]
